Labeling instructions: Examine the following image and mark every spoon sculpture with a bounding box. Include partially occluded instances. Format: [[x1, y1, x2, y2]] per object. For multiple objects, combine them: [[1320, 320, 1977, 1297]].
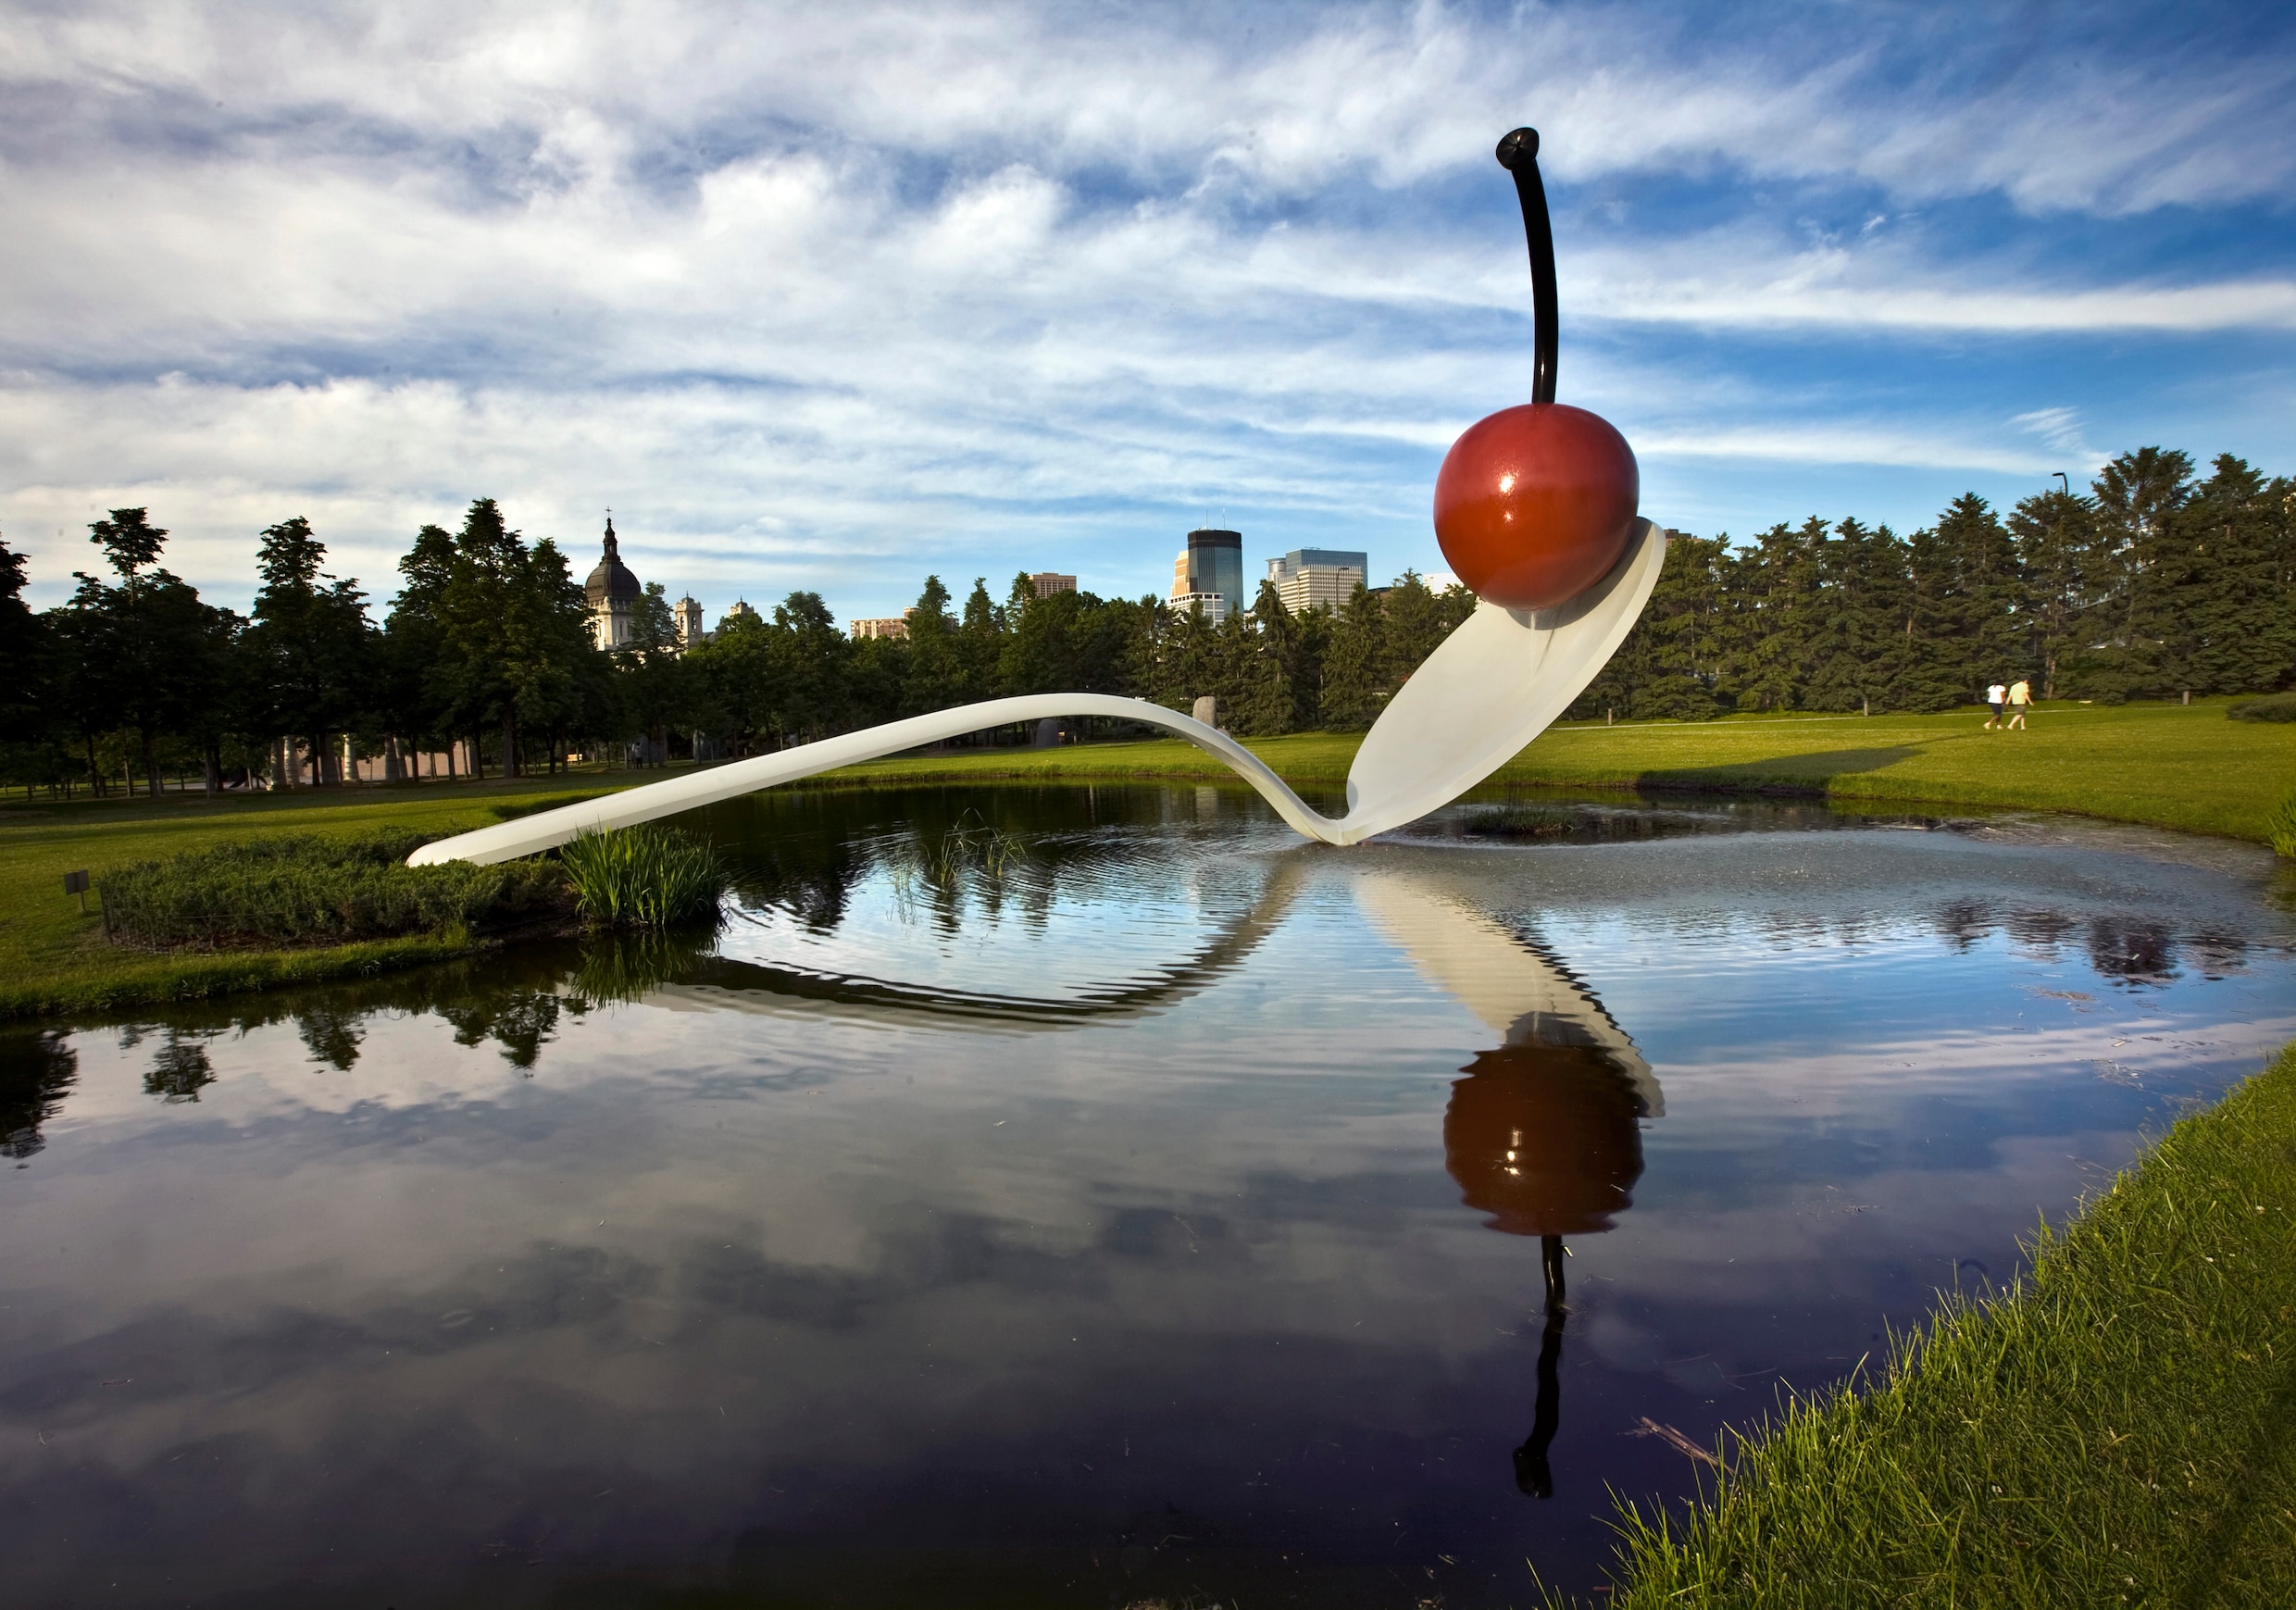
[[410, 128, 1665, 868]]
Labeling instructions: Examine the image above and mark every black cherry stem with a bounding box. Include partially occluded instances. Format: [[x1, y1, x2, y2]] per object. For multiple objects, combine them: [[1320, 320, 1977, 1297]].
[[1496, 126, 1558, 406]]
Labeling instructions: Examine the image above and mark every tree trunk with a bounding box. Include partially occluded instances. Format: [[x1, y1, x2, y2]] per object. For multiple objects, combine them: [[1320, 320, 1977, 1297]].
[[84, 734, 105, 797], [143, 729, 163, 798], [501, 712, 518, 780], [204, 743, 221, 798]]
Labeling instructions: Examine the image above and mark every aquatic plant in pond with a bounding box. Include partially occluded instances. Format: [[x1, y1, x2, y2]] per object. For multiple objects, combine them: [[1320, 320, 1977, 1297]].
[[1462, 803, 1578, 839], [873, 811, 1031, 917], [99, 832, 568, 949], [558, 825, 728, 929]]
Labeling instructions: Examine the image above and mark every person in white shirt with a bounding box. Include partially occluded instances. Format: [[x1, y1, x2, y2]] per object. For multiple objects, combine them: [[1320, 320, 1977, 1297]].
[[1984, 682, 2007, 729]]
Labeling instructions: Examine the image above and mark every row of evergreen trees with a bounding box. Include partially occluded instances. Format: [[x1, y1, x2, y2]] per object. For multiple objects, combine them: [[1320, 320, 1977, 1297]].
[[1584, 449, 2294, 718], [0, 446, 2285, 797]]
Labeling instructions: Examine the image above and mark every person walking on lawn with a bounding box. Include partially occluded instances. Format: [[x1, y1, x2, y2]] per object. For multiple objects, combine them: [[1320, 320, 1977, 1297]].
[[1984, 681, 2007, 729], [2005, 679, 2031, 730]]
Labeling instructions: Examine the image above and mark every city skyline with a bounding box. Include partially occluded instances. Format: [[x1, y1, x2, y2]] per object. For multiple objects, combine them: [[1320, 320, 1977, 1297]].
[[3, 2, 2290, 621]]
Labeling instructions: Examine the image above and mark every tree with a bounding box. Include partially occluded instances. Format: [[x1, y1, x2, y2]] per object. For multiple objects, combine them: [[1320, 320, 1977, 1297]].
[[903, 575, 962, 716], [1319, 583, 1388, 730], [2087, 447, 2195, 701], [424, 500, 593, 779], [381, 524, 458, 772], [0, 535, 44, 747], [62, 509, 225, 795], [244, 517, 371, 785], [2007, 488, 2096, 701], [614, 582, 693, 766]]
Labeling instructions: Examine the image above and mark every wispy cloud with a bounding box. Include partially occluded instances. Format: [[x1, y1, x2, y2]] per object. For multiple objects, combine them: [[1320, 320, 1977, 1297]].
[[1, 1, 2290, 613]]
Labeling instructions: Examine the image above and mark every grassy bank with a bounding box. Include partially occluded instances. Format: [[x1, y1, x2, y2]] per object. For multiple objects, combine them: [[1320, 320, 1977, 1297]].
[[0, 773, 642, 1018], [6, 696, 2291, 1018], [821, 697, 2296, 842], [1577, 1043, 2296, 1609]]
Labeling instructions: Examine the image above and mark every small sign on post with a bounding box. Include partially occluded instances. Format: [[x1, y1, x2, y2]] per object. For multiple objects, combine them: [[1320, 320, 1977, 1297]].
[[64, 869, 90, 912]]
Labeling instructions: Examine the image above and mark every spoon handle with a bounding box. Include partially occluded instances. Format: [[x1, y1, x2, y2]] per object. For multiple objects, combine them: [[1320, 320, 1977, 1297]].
[[1495, 127, 1558, 406]]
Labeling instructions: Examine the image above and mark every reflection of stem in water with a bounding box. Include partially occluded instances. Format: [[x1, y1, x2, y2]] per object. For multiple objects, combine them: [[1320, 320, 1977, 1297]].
[[1515, 1233, 1568, 1500]]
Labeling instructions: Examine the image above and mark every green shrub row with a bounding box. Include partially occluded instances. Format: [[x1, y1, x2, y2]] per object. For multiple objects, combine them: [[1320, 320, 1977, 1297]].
[[2226, 691, 2296, 722], [99, 832, 570, 950]]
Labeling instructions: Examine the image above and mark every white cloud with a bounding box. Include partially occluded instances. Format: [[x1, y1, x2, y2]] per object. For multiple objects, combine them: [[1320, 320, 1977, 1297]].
[[1, 0, 2290, 610]]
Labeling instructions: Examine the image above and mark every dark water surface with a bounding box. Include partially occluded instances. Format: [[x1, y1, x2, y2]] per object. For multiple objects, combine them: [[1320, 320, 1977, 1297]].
[[6, 786, 2294, 1609]]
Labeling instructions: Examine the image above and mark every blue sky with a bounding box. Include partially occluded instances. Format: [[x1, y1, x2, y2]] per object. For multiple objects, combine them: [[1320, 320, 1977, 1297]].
[[3, 0, 2291, 621]]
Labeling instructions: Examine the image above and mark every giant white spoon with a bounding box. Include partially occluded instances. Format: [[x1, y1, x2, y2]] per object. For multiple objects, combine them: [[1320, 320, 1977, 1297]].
[[406, 521, 1663, 867], [412, 119, 1664, 869]]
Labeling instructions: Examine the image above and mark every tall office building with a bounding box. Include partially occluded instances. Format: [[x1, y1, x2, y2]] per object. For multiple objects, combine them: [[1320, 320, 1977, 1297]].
[[1267, 547, 1368, 615], [1028, 572, 1077, 598], [1168, 528, 1244, 623]]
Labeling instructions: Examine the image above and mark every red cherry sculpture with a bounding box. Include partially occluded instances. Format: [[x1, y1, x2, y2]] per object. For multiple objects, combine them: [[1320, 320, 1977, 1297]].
[[1434, 404, 1638, 610], [1434, 127, 1640, 611]]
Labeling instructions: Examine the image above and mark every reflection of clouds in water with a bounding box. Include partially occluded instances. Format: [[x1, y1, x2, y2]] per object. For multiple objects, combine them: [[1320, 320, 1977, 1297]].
[[9, 796, 2296, 1603]]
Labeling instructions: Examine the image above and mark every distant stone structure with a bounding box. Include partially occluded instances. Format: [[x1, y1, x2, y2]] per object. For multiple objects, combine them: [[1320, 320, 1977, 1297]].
[[851, 616, 910, 640], [673, 594, 705, 650], [584, 518, 643, 650], [1028, 572, 1077, 598]]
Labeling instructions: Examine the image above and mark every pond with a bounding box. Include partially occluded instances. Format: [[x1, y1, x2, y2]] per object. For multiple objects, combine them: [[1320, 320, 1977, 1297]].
[[5, 786, 2293, 1608]]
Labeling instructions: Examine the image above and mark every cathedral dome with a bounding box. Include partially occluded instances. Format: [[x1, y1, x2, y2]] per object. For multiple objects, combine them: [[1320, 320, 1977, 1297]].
[[585, 518, 642, 606]]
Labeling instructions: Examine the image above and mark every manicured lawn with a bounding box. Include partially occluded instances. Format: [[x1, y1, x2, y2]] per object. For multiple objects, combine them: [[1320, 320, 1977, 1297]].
[[1578, 1040, 2296, 1609], [6, 697, 2290, 1018], [0, 773, 634, 1018], [822, 697, 2296, 842]]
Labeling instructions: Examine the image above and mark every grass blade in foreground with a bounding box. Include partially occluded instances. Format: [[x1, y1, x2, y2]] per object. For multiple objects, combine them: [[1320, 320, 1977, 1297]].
[[1584, 1047, 2296, 1607]]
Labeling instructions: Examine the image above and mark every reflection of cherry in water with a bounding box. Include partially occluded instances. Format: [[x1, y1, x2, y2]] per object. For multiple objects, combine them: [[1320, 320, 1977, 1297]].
[[1443, 1040, 1648, 1499]]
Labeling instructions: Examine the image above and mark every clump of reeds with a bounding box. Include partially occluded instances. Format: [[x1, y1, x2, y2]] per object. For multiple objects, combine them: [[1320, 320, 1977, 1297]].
[[877, 812, 1030, 914], [1461, 803, 1577, 840], [99, 832, 568, 950], [558, 824, 729, 929], [2265, 788, 2296, 859]]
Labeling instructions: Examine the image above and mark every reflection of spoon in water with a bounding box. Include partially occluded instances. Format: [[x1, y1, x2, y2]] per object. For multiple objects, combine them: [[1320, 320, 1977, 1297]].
[[409, 127, 1664, 870], [1356, 871, 1657, 1501]]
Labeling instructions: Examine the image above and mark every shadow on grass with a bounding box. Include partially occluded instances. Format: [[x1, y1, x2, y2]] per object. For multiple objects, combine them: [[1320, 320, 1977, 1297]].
[[1634, 745, 1926, 794]]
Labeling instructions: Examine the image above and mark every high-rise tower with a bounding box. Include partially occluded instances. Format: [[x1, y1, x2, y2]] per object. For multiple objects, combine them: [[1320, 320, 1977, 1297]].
[[1167, 528, 1243, 623]]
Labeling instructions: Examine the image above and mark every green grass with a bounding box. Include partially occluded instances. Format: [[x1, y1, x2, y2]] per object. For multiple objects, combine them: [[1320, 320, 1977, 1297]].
[[819, 698, 2296, 842], [100, 830, 569, 948], [0, 771, 647, 1019], [1573, 1043, 2296, 1609], [6, 697, 2293, 1018], [560, 824, 730, 929]]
